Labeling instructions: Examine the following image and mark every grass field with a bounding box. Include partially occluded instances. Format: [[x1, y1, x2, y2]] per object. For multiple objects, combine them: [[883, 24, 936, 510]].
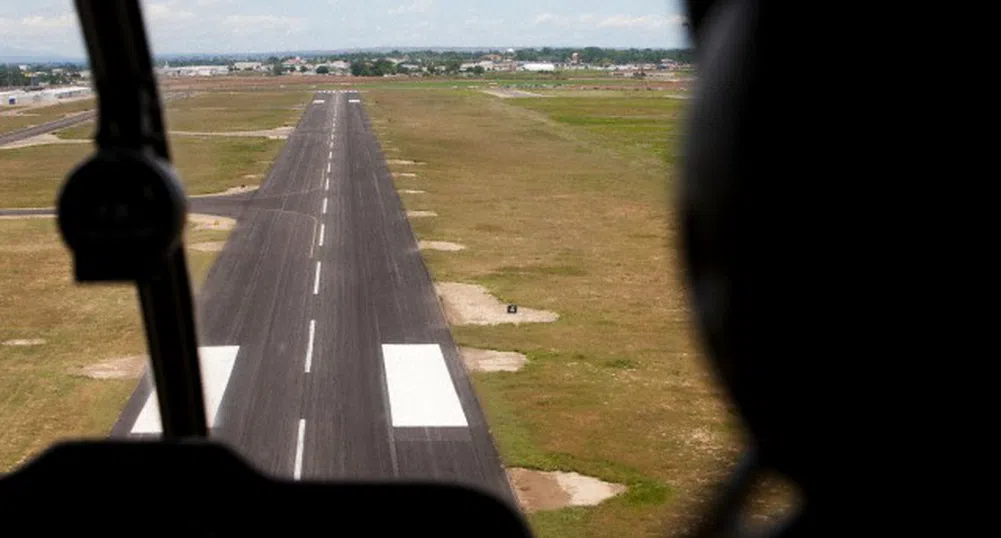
[[0, 99, 95, 134], [0, 136, 284, 207], [0, 217, 230, 471], [55, 90, 312, 139], [364, 88, 747, 536]]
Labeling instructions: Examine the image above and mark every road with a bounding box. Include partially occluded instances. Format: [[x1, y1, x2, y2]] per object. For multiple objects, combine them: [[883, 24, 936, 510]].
[[0, 92, 190, 147], [106, 90, 517, 506], [0, 110, 97, 146]]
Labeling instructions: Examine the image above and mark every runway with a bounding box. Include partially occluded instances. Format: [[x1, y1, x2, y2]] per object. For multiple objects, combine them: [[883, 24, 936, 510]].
[[107, 91, 516, 506]]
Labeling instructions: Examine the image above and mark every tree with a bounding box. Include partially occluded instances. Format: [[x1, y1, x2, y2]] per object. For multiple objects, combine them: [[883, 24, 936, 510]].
[[270, 62, 284, 76], [316, 65, 330, 75], [472, 65, 485, 76], [298, 65, 307, 73]]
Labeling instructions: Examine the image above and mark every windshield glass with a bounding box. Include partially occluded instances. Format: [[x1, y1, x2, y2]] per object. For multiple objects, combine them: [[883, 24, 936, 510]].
[[0, 1, 793, 535]]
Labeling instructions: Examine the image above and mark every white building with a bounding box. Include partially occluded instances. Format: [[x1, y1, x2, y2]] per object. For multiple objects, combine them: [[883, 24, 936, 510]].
[[521, 62, 556, 72]]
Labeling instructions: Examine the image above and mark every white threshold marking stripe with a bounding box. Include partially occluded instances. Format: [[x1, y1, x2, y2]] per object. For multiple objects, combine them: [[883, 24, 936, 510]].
[[322, 197, 328, 214], [294, 419, 305, 480], [318, 224, 325, 246], [381, 344, 468, 427], [313, 261, 321, 295], [131, 346, 240, 434], [305, 320, 315, 373]]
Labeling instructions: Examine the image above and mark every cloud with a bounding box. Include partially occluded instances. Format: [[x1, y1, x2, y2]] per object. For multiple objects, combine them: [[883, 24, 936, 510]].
[[222, 14, 308, 36], [532, 12, 688, 31], [0, 13, 82, 55], [597, 14, 687, 30], [388, 0, 432, 16], [146, 2, 196, 22]]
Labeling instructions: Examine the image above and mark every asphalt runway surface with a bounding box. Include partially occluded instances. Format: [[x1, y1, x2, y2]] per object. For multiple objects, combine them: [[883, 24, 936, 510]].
[[93, 90, 516, 506]]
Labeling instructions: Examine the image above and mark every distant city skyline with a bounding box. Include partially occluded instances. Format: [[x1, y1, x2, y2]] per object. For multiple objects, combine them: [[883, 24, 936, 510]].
[[0, 0, 690, 60]]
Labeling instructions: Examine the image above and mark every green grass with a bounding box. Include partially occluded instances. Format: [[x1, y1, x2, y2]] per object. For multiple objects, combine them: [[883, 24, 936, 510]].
[[0, 136, 285, 207], [55, 91, 310, 139], [162, 91, 311, 132], [0, 217, 230, 471], [364, 88, 742, 537], [0, 99, 95, 134]]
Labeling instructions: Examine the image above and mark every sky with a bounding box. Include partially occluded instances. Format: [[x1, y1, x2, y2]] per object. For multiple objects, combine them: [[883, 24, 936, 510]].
[[0, 0, 690, 58]]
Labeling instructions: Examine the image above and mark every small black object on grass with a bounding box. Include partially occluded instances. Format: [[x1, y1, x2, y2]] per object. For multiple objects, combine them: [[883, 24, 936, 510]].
[[507, 304, 518, 314]]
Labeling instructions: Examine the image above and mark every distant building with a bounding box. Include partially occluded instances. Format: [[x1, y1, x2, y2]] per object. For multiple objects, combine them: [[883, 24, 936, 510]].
[[233, 61, 263, 71], [521, 62, 556, 72]]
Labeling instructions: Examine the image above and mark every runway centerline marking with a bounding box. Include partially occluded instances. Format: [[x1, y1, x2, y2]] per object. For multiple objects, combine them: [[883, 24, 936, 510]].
[[381, 344, 469, 427], [294, 419, 305, 480], [322, 197, 328, 214], [327, 162, 331, 173], [305, 320, 315, 373], [319, 223, 325, 246], [325, 177, 329, 190], [313, 261, 321, 295]]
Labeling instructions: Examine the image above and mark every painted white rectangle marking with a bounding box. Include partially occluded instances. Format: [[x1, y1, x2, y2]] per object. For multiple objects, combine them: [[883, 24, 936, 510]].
[[318, 224, 325, 246], [322, 197, 328, 214], [328, 150, 332, 160], [131, 346, 240, 434], [305, 320, 315, 373], [349, 99, 360, 103], [312, 100, 324, 104], [294, 419, 305, 480], [313, 261, 321, 295], [325, 177, 330, 190], [381, 344, 468, 427], [327, 162, 331, 173]]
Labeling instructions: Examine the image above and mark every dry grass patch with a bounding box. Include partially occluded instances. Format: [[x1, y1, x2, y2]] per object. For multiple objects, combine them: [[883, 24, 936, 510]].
[[0, 217, 230, 471], [0, 99, 95, 134], [0, 137, 283, 208], [366, 88, 741, 537]]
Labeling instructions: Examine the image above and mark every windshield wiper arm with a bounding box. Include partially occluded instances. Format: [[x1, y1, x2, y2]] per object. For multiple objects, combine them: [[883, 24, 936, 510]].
[[57, 0, 207, 439]]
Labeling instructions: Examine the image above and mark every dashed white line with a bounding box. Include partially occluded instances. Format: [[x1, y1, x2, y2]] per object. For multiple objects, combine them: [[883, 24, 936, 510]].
[[327, 162, 331, 173], [305, 319, 315, 373], [328, 150, 332, 160], [325, 177, 329, 190], [294, 419, 305, 480], [319, 224, 325, 246], [322, 197, 328, 214], [313, 261, 321, 295]]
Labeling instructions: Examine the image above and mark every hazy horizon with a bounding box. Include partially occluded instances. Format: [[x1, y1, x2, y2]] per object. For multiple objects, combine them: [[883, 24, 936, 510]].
[[1, 0, 690, 60]]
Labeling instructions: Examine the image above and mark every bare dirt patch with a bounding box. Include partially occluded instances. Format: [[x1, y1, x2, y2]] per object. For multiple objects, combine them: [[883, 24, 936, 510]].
[[482, 89, 545, 99], [2, 339, 46, 346], [74, 355, 145, 380], [419, 240, 465, 251], [0, 133, 90, 150], [190, 241, 226, 252], [407, 210, 437, 218], [460, 347, 527, 372], [387, 159, 426, 165], [435, 282, 559, 325], [170, 126, 293, 139], [0, 214, 54, 220], [507, 468, 625, 513], [400, 189, 425, 194], [188, 214, 236, 231], [191, 184, 259, 197]]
